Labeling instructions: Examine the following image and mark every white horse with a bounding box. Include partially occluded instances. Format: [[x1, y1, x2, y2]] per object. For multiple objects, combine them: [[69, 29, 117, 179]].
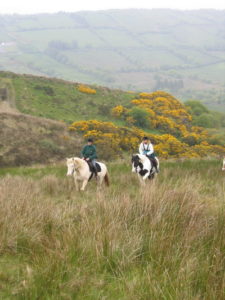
[[131, 154, 159, 184], [66, 157, 109, 191], [222, 157, 225, 171]]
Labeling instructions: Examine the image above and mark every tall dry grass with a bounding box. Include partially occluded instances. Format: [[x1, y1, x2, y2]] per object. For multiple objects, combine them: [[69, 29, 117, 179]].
[[0, 161, 225, 299]]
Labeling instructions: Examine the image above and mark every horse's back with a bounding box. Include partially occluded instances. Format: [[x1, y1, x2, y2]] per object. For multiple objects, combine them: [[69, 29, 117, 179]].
[[97, 161, 107, 174]]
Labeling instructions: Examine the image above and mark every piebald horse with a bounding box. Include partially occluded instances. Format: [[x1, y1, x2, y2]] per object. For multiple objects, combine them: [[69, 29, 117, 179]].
[[132, 154, 159, 184], [66, 157, 109, 191]]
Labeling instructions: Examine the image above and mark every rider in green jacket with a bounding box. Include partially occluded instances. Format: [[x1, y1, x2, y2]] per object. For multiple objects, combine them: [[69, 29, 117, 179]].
[[81, 138, 97, 175]]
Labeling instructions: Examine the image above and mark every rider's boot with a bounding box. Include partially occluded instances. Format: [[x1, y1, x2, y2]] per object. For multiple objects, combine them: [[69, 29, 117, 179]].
[[154, 158, 159, 173], [92, 162, 97, 177], [94, 168, 97, 177]]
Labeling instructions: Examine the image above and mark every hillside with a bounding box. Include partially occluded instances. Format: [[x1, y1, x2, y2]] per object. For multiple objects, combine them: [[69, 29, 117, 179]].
[[0, 10, 225, 111], [0, 71, 136, 123], [0, 71, 224, 164], [0, 112, 82, 166], [0, 71, 135, 166]]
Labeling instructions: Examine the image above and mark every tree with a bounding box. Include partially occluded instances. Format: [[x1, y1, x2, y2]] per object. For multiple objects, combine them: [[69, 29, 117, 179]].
[[185, 100, 208, 116], [127, 107, 150, 128], [194, 114, 215, 128]]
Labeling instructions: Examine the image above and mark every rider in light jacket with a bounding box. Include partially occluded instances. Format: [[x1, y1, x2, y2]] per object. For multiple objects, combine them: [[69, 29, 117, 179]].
[[139, 136, 159, 172]]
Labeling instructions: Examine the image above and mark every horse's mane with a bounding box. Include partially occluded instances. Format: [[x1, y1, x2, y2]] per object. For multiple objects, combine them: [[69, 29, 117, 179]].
[[67, 157, 86, 167], [137, 154, 148, 163], [73, 157, 86, 167]]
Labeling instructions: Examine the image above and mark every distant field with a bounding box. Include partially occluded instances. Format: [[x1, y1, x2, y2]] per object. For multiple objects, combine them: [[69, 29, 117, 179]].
[[0, 9, 225, 110], [0, 159, 225, 299]]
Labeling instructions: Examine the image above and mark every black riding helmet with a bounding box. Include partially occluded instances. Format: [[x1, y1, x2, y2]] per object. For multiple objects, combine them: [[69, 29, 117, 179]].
[[142, 136, 149, 141], [87, 138, 94, 143]]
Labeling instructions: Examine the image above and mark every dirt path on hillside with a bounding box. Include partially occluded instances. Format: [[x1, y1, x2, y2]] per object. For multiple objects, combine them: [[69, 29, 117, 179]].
[[0, 78, 19, 114], [0, 100, 19, 114]]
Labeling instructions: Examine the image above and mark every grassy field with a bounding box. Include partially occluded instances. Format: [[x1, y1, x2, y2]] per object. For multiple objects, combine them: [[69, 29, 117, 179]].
[[0, 159, 225, 299]]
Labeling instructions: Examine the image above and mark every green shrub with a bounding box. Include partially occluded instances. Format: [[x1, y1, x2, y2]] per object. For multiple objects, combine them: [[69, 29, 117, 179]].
[[34, 85, 54, 96], [194, 113, 216, 128], [127, 107, 150, 128], [39, 139, 61, 154]]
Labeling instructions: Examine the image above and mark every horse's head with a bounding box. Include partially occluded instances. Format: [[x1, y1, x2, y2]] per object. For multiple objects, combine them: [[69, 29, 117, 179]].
[[131, 154, 143, 173], [66, 157, 84, 176], [66, 158, 75, 176], [132, 154, 140, 168]]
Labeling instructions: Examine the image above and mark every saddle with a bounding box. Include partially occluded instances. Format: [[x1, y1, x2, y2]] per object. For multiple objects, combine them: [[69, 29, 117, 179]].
[[87, 161, 101, 173], [146, 156, 158, 172], [86, 161, 101, 181]]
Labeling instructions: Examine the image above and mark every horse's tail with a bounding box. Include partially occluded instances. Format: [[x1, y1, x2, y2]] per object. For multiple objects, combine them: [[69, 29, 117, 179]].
[[104, 172, 110, 186]]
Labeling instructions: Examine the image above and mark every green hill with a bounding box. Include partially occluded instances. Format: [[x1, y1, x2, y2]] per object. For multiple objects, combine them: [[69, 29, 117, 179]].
[[0, 9, 225, 111], [0, 70, 224, 166], [0, 71, 136, 123], [1, 71, 224, 131], [0, 71, 136, 166]]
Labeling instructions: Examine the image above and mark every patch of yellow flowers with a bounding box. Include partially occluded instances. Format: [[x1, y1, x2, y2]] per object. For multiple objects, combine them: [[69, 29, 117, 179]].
[[69, 120, 225, 159], [77, 84, 97, 95], [69, 91, 225, 159]]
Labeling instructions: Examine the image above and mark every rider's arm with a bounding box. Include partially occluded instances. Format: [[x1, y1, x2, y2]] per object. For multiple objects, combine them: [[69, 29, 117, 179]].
[[89, 145, 97, 160], [146, 143, 154, 155], [139, 143, 143, 154]]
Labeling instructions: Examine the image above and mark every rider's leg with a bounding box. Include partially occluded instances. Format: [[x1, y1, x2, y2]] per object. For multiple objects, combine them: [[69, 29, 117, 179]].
[[149, 154, 159, 173], [151, 158, 158, 172], [91, 159, 98, 176]]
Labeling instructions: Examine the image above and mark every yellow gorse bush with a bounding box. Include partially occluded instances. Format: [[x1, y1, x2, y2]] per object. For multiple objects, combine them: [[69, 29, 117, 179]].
[[77, 84, 97, 95], [112, 91, 212, 140], [111, 105, 128, 118], [69, 91, 225, 159], [69, 120, 225, 159]]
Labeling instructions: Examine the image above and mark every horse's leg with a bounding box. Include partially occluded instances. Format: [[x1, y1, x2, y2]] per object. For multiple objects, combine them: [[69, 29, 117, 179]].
[[138, 174, 145, 185], [81, 179, 88, 191], [155, 157, 159, 172], [74, 176, 79, 191], [149, 173, 155, 180], [96, 173, 104, 191], [98, 173, 105, 185], [143, 172, 150, 181]]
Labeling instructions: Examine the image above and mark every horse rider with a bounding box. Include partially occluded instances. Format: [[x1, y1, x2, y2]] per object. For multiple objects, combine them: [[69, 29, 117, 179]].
[[81, 138, 98, 176], [139, 136, 159, 173]]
